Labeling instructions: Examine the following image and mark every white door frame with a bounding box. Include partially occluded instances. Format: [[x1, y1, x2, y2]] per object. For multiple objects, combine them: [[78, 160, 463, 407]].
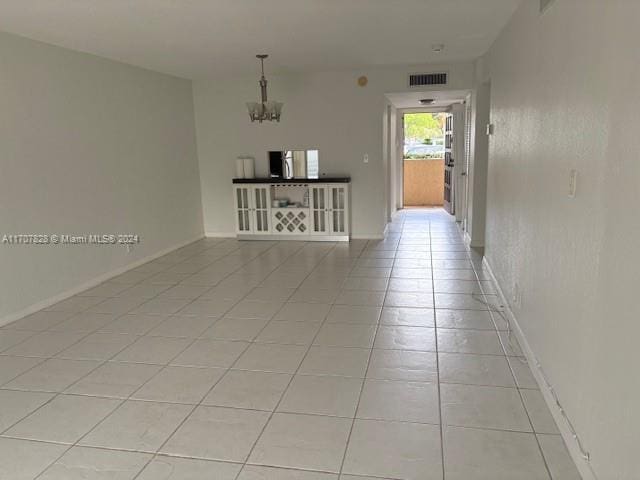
[[451, 103, 467, 222], [461, 92, 472, 233], [397, 107, 451, 210]]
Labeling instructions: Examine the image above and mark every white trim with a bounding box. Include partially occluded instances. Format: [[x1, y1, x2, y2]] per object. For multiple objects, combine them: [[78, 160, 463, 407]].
[[351, 234, 385, 240], [482, 257, 597, 480], [205, 231, 236, 238], [237, 234, 349, 242], [463, 231, 472, 246], [0, 234, 204, 328], [234, 232, 383, 241], [466, 236, 484, 250]]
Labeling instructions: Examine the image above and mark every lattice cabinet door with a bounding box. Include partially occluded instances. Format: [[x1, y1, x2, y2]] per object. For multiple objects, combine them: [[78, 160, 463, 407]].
[[271, 208, 309, 235], [233, 185, 253, 233], [328, 185, 349, 235], [310, 185, 329, 235], [252, 186, 271, 233]]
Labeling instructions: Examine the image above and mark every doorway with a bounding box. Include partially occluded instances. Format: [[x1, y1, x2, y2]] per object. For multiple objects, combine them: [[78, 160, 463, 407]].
[[384, 89, 471, 224], [402, 112, 446, 207]]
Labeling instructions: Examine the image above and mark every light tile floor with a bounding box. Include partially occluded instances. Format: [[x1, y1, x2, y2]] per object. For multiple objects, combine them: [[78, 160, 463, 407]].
[[0, 208, 582, 479]]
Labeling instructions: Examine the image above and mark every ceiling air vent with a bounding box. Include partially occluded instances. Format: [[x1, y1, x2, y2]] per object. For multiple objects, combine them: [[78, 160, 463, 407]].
[[408, 72, 448, 87]]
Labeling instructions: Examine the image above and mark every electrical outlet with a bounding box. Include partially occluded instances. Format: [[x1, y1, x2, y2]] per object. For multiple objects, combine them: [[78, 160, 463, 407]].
[[363, 153, 369, 164]]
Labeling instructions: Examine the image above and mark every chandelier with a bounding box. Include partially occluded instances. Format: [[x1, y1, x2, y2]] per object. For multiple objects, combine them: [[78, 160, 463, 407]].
[[246, 54, 283, 123]]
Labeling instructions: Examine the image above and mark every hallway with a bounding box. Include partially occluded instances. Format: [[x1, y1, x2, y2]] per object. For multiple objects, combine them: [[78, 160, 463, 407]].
[[0, 209, 579, 479]]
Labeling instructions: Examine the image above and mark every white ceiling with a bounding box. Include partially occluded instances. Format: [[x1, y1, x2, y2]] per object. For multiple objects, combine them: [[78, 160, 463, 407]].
[[0, 0, 521, 79]]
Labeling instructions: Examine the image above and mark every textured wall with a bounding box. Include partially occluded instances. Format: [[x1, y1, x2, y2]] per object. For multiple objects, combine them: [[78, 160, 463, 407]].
[[484, 1, 640, 478]]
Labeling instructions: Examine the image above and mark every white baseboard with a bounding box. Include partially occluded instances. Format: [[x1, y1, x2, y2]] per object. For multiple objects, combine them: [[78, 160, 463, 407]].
[[207, 231, 385, 241], [351, 228, 387, 240], [238, 234, 349, 242], [205, 231, 236, 238], [351, 235, 385, 240], [468, 233, 485, 249], [0, 234, 204, 328], [482, 257, 596, 480]]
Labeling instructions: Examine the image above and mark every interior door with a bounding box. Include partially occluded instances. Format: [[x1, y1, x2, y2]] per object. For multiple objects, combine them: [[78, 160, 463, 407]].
[[310, 185, 329, 234], [234, 186, 253, 233], [443, 113, 454, 214], [252, 186, 271, 233]]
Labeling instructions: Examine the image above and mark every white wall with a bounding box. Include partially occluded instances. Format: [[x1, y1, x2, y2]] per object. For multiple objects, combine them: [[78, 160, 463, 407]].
[[451, 103, 467, 221], [382, 103, 390, 222], [466, 78, 490, 247], [383, 101, 400, 220], [0, 31, 203, 322], [391, 105, 402, 212], [484, 1, 640, 478], [192, 63, 474, 237]]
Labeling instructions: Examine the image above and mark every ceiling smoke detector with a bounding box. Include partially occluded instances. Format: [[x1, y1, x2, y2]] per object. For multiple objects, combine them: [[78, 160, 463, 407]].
[[419, 99, 435, 105], [431, 44, 445, 53]]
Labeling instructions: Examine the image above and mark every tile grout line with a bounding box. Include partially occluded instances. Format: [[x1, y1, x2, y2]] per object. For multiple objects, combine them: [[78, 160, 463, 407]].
[[3, 238, 352, 479], [471, 238, 554, 480], [0, 326, 144, 440], [127, 240, 312, 479], [27, 238, 248, 479], [114, 241, 308, 407], [1, 215, 565, 479], [0, 237, 243, 388], [430, 218, 447, 480], [2, 238, 257, 441], [14, 239, 279, 479], [336, 238, 386, 477], [0, 415, 553, 450], [230, 241, 347, 479]]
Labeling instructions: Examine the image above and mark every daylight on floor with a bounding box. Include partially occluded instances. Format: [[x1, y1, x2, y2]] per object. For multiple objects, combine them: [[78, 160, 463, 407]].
[[1, 1, 637, 479]]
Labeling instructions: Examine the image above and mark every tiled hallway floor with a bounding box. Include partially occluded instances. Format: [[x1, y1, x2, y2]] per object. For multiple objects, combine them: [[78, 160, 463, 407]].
[[0, 209, 581, 479]]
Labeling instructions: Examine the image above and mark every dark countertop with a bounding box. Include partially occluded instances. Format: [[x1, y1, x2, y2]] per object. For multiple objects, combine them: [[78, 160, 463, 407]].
[[232, 177, 350, 184]]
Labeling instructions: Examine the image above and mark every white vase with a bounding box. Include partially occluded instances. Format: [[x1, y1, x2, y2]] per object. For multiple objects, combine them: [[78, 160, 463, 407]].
[[243, 157, 255, 178], [235, 158, 245, 178]]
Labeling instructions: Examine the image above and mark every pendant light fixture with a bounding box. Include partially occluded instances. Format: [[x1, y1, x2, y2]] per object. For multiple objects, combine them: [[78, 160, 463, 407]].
[[246, 54, 283, 123]]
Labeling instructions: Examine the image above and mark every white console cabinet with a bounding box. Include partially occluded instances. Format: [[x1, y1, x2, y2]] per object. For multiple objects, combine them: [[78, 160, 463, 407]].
[[233, 181, 350, 241], [233, 185, 271, 234], [309, 184, 349, 236]]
